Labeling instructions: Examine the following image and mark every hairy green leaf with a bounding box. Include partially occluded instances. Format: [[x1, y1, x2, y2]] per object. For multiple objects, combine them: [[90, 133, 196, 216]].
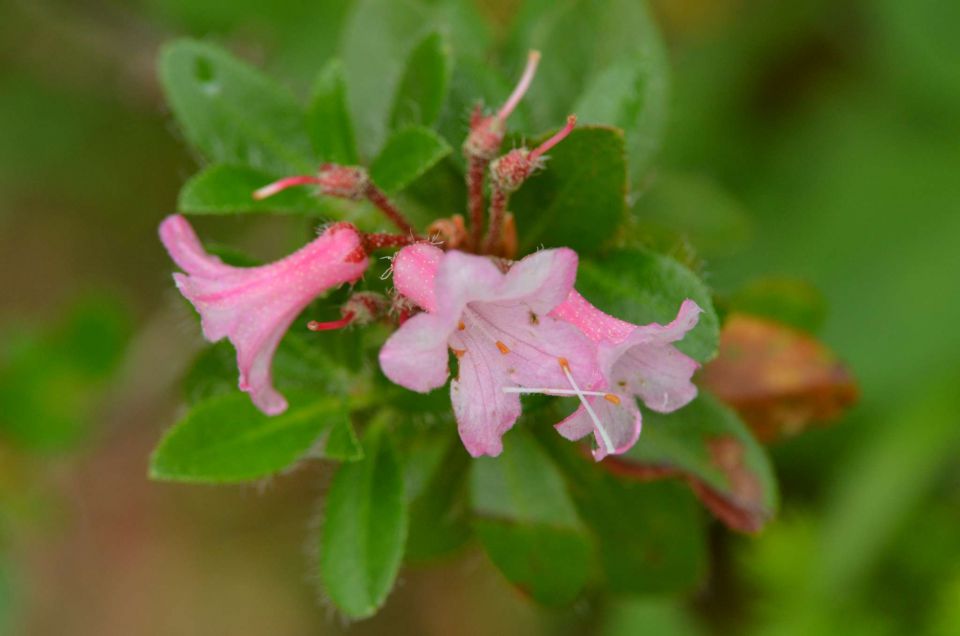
[[535, 426, 707, 595], [307, 59, 359, 165], [369, 126, 451, 193], [150, 392, 346, 483], [390, 32, 452, 129], [614, 393, 779, 533], [512, 126, 627, 255], [320, 422, 407, 618], [471, 428, 592, 605], [178, 164, 326, 215], [159, 39, 313, 174]]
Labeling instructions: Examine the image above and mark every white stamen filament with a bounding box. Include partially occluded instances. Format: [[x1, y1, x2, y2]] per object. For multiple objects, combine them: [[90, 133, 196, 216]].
[[559, 361, 615, 455], [502, 387, 609, 397]]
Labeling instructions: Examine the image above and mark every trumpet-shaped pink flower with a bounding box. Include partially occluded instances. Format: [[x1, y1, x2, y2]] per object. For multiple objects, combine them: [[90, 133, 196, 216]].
[[159, 215, 368, 415], [549, 291, 702, 460], [380, 245, 603, 457]]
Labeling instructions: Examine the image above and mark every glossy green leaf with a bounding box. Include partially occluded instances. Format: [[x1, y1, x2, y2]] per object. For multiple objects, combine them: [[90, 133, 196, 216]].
[[390, 32, 452, 129], [618, 393, 779, 533], [150, 392, 346, 483], [369, 126, 451, 193], [159, 39, 314, 174], [339, 0, 491, 157], [183, 331, 355, 407], [320, 422, 407, 618], [307, 59, 358, 164], [471, 427, 592, 605], [535, 426, 707, 595], [325, 416, 364, 462], [511, 126, 627, 255], [576, 247, 720, 362], [178, 164, 326, 215], [510, 0, 668, 180], [402, 427, 472, 562]]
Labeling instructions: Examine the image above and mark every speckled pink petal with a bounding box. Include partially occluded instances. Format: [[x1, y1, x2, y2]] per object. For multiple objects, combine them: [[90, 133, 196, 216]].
[[550, 290, 634, 344], [603, 299, 702, 413], [378, 312, 451, 393], [555, 395, 641, 461], [498, 248, 579, 312], [450, 330, 522, 457], [392, 243, 443, 312], [160, 215, 369, 415]]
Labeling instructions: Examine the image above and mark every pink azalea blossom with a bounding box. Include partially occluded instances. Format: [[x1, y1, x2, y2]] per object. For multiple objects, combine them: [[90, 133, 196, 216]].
[[159, 215, 369, 415], [549, 291, 702, 460], [379, 244, 604, 457]]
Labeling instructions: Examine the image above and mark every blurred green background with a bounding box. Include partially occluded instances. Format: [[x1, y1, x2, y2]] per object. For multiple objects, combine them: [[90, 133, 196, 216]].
[[1, 0, 958, 634]]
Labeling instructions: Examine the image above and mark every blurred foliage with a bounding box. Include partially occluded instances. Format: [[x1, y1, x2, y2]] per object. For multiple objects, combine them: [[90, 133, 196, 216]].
[[0, 0, 957, 633]]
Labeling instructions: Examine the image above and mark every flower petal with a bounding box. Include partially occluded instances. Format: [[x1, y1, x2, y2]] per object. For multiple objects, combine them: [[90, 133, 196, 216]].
[[555, 396, 642, 460], [159, 214, 234, 278], [469, 304, 602, 391], [550, 290, 634, 344], [433, 250, 506, 320], [604, 300, 702, 413], [450, 328, 522, 457], [392, 243, 443, 312], [162, 218, 369, 415], [378, 312, 451, 393], [499, 248, 579, 312]]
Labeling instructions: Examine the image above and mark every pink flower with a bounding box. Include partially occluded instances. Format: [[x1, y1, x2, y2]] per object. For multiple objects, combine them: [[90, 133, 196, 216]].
[[379, 244, 603, 457], [549, 291, 702, 460], [159, 215, 369, 415]]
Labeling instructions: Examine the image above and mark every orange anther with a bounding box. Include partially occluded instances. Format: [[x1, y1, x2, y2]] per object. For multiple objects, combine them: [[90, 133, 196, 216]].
[[604, 394, 621, 405], [496, 341, 511, 355]]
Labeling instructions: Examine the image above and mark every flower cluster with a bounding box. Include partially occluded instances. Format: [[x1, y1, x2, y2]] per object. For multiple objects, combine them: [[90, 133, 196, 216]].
[[159, 52, 701, 460]]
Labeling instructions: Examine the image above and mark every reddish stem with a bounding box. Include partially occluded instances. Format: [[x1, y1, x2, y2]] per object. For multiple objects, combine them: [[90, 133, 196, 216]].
[[363, 184, 417, 236], [308, 312, 355, 331], [363, 233, 418, 250], [467, 156, 488, 251], [483, 187, 509, 254]]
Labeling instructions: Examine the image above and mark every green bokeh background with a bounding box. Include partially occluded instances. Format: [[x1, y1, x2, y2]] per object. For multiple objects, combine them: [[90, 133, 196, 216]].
[[1, 1, 958, 634]]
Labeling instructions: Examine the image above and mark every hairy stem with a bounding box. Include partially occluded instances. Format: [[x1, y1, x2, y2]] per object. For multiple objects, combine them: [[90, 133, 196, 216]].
[[467, 156, 488, 251], [364, 184, 417, 236], [363, 233, 419, 250], [483, 187, 509, 254]]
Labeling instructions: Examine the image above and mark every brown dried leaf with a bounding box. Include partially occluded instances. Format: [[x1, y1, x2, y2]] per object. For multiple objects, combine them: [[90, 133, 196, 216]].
[[700, 313, 858, 442]]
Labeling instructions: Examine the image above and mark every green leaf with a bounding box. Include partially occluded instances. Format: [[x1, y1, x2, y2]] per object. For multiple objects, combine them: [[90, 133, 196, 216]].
[[325, 417, 364, 462], [178, 164, 326, 215], [471, 427, 592, 605], [159, 39, 314, 175], [307, 59, 358, 164], [390, 32, 452, 129], [150, 392, 346, 483], [339, 0, 491, 157], [320, 422, 407, 618], [369, 126, 451, 193], [576, 247, 720, 362], [510, 0, 669, 181], [617, 393, 779, 533], [629, 172, 753, 258], [511, 126, 627, 255], [183, 331, 356, 407], [535, 426, 707, 595], [402, 427, 472, 562]]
